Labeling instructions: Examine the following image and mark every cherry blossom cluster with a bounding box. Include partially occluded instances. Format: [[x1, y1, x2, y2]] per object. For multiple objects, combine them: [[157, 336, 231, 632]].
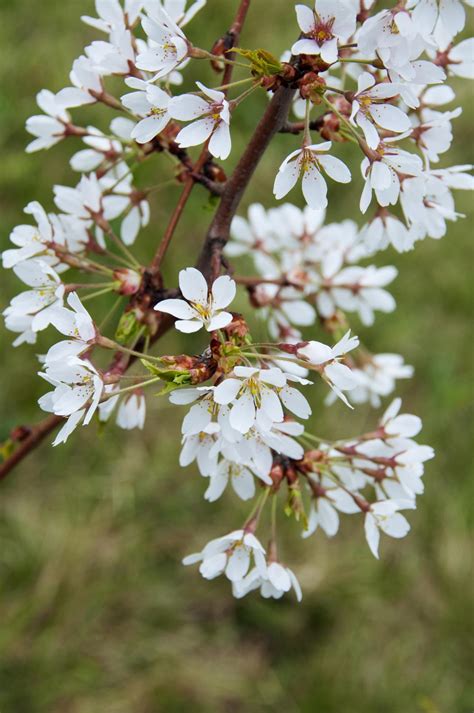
[[1, 0, 472, 603]]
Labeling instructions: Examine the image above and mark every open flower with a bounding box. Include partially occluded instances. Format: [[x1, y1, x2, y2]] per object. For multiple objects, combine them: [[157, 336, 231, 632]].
[[233, 561, 303, 602], [360, 138, 423, 213], [204, 459, 258, 503], [296, 330, 359, 406], [57, 56, 104, 109], [291, 1, 357, 65], [274, 142, 351, 210], [144, 0, 207, 27], [364, 499, 414, 558], [46, 292, 97, 362], [25, 89, 71, 153], [3, 260, 64, 341], [121, 77, 172, 143], [169, 83, 232, 159], [155, 267, 236, 333], [136, 9, 189, 79], [349, 73, 411, 150], [2, 202, 54, 269], [38, 356, 104, 445], [182, 529, 267, 583], [99, 387, 146, 431]]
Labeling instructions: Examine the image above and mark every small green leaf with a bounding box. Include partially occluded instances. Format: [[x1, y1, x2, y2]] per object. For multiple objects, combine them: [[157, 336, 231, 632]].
[[115, 311, 141, 344], [233, 48, 282, 77]]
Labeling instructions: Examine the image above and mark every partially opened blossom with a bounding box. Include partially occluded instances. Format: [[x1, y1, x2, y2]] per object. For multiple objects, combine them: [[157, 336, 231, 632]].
[[3, 260, 64, 340], [46, 292, 97, 362], [155, 267, 236, 333], [349, 73, 411, 150], [136, 9, 189, 79], [274, 142, 351, 210], [413, 106, 462, 163], [233, 561, 303, 602], [81, 0, 143, 34], [3, 313, 36, 348], [296, 330, 359, 406], [144, 0, 207, 27], [204, 460, 257, 503], [2, 202, 54, 269], [85, 28, 136, 76], [57, 56, 104, 108], [183, 530, 267, 583], [444, 38, 474, 79], [121, 78, 172, 143], [364, 499, 415, 558], [360, 138, 423, 213], [38, 357, 104, 445], [291, 1, 357, 65], [360, 213, 414, 253], [54, 173, 128, 231], [303, 485, 359, 538], [25, 89, 71, 153], [99, 388, 146, 430], [169, 83, 232, 160], [70, 124, 125, 173]]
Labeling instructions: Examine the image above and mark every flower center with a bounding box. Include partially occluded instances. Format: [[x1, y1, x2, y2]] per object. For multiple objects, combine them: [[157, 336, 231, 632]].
[[311, 17, 335, 44]]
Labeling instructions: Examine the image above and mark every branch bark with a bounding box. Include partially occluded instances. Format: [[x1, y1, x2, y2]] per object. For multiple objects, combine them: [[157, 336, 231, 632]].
[[0, 1, 298, 482], [196, 83, 295, 280]]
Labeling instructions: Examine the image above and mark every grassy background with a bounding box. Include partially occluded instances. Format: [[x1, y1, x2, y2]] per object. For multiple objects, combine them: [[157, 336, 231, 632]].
[[0, 2, 473, 711]]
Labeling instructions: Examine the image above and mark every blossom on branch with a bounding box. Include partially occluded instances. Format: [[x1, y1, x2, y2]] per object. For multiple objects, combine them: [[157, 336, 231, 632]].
[[155, 267, 236, 333]]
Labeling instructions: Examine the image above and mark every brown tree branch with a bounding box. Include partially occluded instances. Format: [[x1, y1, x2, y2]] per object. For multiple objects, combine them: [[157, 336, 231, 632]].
[[149, 0, 252, 275], [196, 83, 295, 280], [0, 1, 297, 482], [0, 416, 63, 481]]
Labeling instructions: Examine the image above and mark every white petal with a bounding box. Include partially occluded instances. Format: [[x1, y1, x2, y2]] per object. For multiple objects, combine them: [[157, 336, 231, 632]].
[[318, 155, 351, 183], [179, 267, 208, 305], [211, 275, 236, 310], [154, 298, 197, 319]]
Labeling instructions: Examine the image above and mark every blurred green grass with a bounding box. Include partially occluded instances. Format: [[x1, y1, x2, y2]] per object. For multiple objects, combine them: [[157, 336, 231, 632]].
[[0, 2, 473, 712]]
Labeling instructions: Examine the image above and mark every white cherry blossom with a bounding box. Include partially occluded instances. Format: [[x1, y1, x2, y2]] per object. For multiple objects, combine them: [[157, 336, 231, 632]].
[[144, 0, 207, 27], [2, 202, 54, 269], [57, 56, 104, 109], [292, 1, 358, 65], [99, 388, 146, 430], [46, 292, 97, 362], [3, 260, 64, 340], [155, 267, 235, 333], [38, 357, 104, 444], [25, 90, 71, 153], [360, 138, 423, 213], [364, 500, 415, 558], [136, 9, 189, 79], [233, 561, 303, 602], [213, 367, 311, 434], [349, 73, 411, 149], [121, 78, 172, 143], [274, 142, 351, 210], [182, 530, 267, 583], [169, 83, 232, 160], [297, 330, 359, 406], [81, 1, 143, 35]]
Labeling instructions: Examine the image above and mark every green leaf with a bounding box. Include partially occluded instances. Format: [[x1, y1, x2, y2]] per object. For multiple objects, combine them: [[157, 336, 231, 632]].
[[115, 311, 141, 344], [233, 48, 282, 77]]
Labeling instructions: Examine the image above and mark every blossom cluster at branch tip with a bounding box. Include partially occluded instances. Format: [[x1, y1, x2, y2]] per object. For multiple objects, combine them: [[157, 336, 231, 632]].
[[1, 0, 472, 604]]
